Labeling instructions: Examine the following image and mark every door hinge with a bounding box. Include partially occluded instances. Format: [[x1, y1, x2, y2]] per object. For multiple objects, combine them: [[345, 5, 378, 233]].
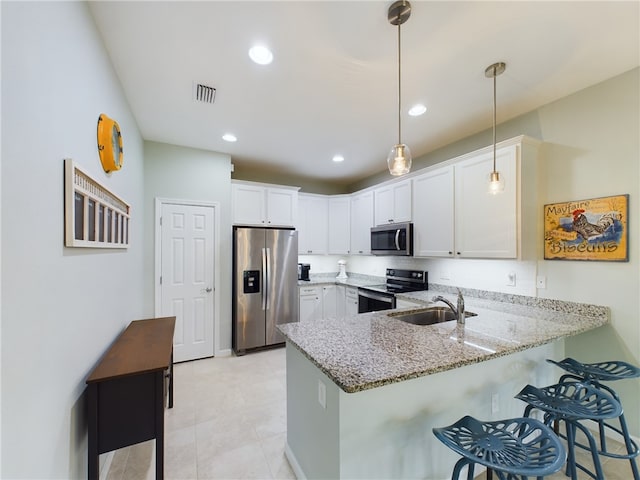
[[159, 276, 162, 285], [159, 216, 162, 226]]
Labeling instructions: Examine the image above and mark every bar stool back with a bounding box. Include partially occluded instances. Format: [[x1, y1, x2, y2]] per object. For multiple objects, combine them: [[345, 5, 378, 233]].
[[433, 415, 566, 480], [547, 358, 639, 480]]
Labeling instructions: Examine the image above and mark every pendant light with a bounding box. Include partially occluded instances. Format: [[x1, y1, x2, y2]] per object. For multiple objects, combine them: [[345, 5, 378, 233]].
[[387, 1, 412, 176], [485, 62, 506, 194]]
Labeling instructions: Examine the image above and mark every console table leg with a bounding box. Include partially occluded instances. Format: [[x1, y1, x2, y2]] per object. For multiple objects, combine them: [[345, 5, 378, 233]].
[[87, 384, 99, 480], [155, 371, 164, 480]]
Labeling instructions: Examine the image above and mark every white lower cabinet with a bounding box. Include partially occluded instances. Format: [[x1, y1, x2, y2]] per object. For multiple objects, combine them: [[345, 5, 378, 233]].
[[335, 285, 346, 319], [299, 286, 322, 323], [322, 285, 338, 320], [345, 287, 359, 316], [300, 284, 353, 321]]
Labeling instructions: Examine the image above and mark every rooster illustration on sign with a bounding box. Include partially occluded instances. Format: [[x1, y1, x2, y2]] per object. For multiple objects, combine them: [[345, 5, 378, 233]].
[[571, 209, 619, 240]]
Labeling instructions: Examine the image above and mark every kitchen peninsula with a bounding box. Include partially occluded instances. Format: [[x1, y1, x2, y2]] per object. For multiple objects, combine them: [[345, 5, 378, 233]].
[[278, 287, 609, 479]]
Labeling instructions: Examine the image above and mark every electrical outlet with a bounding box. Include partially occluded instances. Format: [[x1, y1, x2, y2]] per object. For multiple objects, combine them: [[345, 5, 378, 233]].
[[318, 380, 326, 409], [440, 270, 451, 281], [536, 276, 547, 289], [491, 393, 499, 413], [506, 272, 516, 287]]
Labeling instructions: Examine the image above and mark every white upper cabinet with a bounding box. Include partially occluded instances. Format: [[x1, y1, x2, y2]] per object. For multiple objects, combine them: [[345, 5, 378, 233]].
[[350, 190, 374, 255], [412, 166, 455, 257], [412, 137, 539, 260], [328, 195, 351, 255], [374, 179, 412, 225], [455, 145, 518, 258], [232, 181, 299, 227], [298, 193, 328, 255]]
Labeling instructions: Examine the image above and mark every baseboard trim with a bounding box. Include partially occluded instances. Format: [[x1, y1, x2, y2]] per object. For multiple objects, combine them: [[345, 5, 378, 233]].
[[284, 442, 306, 480]]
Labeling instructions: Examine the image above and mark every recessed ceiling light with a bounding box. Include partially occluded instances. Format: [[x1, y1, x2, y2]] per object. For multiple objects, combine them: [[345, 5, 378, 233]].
[[332, 155, 345, 163], [408, 104, 427, 116], [222, 133, 237, 142], [249, 45, 273, 65]]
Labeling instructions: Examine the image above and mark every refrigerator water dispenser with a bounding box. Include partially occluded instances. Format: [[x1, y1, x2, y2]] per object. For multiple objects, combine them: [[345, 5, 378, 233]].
[[243, 270, 260, 293]]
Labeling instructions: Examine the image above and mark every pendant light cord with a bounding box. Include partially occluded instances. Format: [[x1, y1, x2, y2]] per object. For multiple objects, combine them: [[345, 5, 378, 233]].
[[492, 65, 497, 173], [397, 22, 402, 145]]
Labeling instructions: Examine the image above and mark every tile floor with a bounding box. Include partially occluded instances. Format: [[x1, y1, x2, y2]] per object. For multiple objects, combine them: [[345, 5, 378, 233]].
[[105, 347, 637, 480], [105, 348, 294, 480]]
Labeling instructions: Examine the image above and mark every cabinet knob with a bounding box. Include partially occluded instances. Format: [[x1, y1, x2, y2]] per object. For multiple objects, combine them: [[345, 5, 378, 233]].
[[456, 252, 461, 255], [448, 251, 453, 255]]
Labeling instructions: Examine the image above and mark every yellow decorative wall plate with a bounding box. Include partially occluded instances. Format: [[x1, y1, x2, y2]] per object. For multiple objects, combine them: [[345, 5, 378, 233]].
[[97, 113, 123, 173]]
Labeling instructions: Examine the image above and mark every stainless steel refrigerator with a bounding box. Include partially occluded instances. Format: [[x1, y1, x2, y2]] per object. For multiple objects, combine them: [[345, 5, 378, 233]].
[[232, 227, 299, 354]]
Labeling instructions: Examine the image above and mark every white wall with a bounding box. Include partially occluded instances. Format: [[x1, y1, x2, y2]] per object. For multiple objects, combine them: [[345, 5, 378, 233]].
[[536, 69, 640, 434], [143, 141, 233, 353], [1, 2, 145, 478]]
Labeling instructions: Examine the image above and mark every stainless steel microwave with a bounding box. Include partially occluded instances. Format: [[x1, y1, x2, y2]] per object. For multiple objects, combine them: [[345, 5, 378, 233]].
[[370, 223, 413, 256]]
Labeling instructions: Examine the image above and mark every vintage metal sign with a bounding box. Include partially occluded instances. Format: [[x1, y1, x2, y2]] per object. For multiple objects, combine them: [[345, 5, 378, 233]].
[[544, 194, 628, 261]]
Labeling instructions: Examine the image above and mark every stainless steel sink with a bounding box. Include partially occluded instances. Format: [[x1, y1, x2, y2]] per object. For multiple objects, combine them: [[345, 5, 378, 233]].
[[389, 307, 477, 326]]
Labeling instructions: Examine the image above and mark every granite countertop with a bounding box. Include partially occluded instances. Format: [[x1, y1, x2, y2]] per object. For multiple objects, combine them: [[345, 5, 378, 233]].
[[278, 286, 609, 394]]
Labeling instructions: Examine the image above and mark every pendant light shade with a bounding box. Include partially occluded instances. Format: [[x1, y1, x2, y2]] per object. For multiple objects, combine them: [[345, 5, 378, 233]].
[[387, 144, 412, 176], [387, 1, 412, 176], [485, 62, 506, 194]]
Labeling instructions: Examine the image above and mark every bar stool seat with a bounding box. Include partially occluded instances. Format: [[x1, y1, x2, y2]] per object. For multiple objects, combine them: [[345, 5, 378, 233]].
[[516, 381, 621, 480], [547, 358, 640, 480], [433, 415, 566, 480]]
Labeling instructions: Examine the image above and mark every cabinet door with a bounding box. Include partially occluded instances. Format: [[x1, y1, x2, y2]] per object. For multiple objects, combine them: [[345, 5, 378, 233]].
[[350, 191, 374, 255], [298, 194, 328, 254], [412, 166, 455, 257], [392, 180, 412, 223], [267, 188, 298, 227], [345, 287, 359, 316], [232, 183, 266, 225], [322, 285, 338, 320], [374, 186, 394, 225], [328, 196, 351, 255], [299, 287, 322, 322], [335, 285, 346, 320], [455, 145, 518, 258], [374, 180, 411, 225]]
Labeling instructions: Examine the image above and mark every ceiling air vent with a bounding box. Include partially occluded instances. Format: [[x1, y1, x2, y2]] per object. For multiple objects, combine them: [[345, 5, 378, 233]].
[[193, 82, 216, 104]]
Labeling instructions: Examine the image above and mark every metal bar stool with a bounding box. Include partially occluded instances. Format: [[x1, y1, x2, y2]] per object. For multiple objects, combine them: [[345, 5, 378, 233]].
[[515, 381, 622, 480], [432, 415, 566, 480], [547, 357, 640, 480]]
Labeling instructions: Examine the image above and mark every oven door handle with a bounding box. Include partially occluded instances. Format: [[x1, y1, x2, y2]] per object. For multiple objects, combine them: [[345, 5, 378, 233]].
[[395, 229, 401, 250], [358, 289, 395, 304]]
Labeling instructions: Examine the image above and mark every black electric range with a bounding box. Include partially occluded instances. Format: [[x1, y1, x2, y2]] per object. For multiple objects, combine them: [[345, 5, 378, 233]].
[[358, 269, 428, 313]]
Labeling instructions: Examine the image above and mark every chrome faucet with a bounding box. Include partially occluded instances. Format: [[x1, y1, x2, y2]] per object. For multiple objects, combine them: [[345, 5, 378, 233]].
[[432, 289, 466, 324]]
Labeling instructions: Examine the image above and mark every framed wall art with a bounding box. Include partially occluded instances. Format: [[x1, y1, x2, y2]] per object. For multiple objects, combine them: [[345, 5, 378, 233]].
[[64, 158, 130, 248], [544, 194, 628, 261]]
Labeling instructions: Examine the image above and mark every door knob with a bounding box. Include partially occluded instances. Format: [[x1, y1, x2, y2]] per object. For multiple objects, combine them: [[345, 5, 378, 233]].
[[205, 287, 213, 293]]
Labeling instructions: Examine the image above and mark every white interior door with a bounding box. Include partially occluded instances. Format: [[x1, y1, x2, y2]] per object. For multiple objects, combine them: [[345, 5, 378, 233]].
[[160, 203, 215, 362]]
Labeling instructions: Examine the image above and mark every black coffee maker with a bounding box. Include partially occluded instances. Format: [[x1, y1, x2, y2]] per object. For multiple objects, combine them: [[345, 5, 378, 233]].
[[298, 263, 311, 281]]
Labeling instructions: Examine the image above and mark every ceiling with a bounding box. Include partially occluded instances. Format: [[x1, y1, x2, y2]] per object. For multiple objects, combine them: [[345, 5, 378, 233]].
[[89, 1, 639, 188]]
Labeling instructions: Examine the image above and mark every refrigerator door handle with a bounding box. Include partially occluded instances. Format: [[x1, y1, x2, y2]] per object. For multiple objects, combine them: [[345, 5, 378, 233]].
[[265, 247, 271, 310], [261, 247, 267, 311]]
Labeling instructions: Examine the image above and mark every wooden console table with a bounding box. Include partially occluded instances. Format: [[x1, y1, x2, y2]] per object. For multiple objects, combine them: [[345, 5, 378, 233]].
[[86, 316, 176, 480]]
